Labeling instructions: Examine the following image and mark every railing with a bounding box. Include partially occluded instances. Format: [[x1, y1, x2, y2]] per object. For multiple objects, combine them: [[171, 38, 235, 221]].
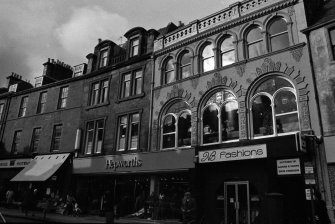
[[110, 54, 126, 65], [154, 0, 286, 51]]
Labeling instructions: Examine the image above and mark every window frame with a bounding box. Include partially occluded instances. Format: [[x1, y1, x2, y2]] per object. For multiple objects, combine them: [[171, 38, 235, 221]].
[[267, 17, 290, 52], [37, 91, 47, 114], [51, 124, 62, 152], [0, 103, 4, 121], [328, 27, 335, 60], [116, 112, 141, 152], [130, 36, 140, 57], [120, 69, 143, 99], [99, 47, 109, 68], [18, 96, 29, 117], [162, 57, 175, 85], [200, 43, 215, 73], [89, 79, 109, 106], [178, 50, 192, 80], [219, 35, 236, 67], [58, 86, 69, 109], [201, 90, 239, 145], [161, 109, 192, 150], [12, 130, 22, 154], [31, 127, 42, 153], [84, 118, 105, 155], [250, 80, 299, 139], [246, 25, 264, 59]]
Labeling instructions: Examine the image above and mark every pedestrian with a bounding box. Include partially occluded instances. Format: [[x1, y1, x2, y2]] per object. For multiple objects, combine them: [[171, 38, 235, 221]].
[[314, 191, 330, 224], [181, 192, 196, 224], [103, 191, 114, 224], [22, 187, 33, 216], [5, 189, 14, 208], [31, 188, 39, 216]]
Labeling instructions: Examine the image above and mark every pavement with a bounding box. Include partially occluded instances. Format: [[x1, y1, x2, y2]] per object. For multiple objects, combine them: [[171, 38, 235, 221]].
[[0, 207, 182, 223]]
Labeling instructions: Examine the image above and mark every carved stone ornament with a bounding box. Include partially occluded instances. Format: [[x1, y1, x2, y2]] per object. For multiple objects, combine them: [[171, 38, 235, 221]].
[[290, 47, 303, 62]]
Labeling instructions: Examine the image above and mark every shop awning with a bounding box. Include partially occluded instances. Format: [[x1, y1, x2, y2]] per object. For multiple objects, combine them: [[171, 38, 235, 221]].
[[11, 153, 70, 182]]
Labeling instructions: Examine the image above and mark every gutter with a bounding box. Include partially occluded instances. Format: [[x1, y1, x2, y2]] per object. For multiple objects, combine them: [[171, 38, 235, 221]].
[[148, 54, 155, 152]]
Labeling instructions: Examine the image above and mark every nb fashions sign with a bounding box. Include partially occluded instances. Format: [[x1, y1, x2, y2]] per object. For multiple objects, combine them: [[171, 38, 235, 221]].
[[199, 144, 267, 163]]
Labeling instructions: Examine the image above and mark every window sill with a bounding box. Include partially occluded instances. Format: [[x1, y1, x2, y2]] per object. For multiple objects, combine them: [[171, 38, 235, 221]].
[[85, 102, 110, 110], [116, 93, 145, 103]]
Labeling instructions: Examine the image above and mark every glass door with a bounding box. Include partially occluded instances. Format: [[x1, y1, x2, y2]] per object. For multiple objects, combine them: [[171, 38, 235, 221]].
[[224, 181, 250, 224]]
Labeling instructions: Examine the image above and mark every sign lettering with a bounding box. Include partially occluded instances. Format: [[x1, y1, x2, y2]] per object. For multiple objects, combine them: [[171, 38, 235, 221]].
[[106, 157, 142, 171], [199, 144, 267, 163], [277, 158, 301, 175]]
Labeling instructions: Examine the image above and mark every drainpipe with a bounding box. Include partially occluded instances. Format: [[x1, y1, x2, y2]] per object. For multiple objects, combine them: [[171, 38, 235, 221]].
[[304, 30, 334, 222], [148, 54, 155, 152], [0, 93, 12, 143]]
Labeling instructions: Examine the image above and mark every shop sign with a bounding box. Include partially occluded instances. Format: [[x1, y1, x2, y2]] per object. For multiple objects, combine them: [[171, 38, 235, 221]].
[[0, 159, 31, 168], [305, 189, 312, 200], [277, 158, 301, 175], [105, 156, 142, 171], [305, 166, 314, 174], [199, 144, 267, 163]]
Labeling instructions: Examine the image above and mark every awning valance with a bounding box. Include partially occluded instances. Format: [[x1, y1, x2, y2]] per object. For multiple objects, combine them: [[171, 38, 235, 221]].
[[11, 153, 70, 182]]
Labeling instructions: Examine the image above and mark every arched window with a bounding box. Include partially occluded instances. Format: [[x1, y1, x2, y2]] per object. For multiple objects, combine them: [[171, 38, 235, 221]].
[[163, 57, 175, 84], [246, 26, 265, 59], [161, 101, 192, 149], [220, 35, 235, 67], [202, 90, 239, 144], [201, 43, 215, 72], [250, 77, 299, 138], [179, 50, 192, 79], [268, 17, 289, 52]]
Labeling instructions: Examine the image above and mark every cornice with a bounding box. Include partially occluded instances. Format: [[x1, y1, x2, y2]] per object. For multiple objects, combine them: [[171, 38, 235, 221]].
[[154, 0, 297, 58]]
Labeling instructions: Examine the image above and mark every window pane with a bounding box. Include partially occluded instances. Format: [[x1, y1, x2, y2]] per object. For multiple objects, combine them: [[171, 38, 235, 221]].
[[100, 50, 108, 67], [221, 101, 239, 141], [163, 134, 175, 149], [91, 83, 100, 105], [274, 91, 297, 114], [276, 113, 299, 133], [0, 104, 3, 121], [163, 115, 176, 133], [85, 122, 94, 154], [95, 120, 104, 153], [101, 80, 109, 103], [247, 27, 262, 43], [202, 44, 214, 58], [118, 116, 128, 151], [203, 57, 215, 72], [123, 74, 131, 97], [252, 95, 273, 137], [131, 38, 139, 56], [181, 65, 191, 79], [221, 36, 234, 52], [221, 50, 235, 67], [330, 29, 335, 45], [255, 77, 293, 95], [248, 41, 264, 58], [271, 33, 289, 52], [165, 71, 176, 84], [181, 51, 191, 65], [178, 112, 191, 147], [134, 70, 143, 95], [203, 105, 219, 144], [130, 123, 139, 150], [269, 18, 287, 35], [32, 128, 41, 152]]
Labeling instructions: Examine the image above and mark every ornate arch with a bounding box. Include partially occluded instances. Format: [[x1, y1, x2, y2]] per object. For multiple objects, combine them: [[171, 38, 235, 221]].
[[238, 20, 264, 40]]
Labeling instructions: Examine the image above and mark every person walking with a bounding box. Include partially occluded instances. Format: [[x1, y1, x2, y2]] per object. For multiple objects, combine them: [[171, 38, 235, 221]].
[[181, 192, 196, 224], [103, 191, 114, 224], [314, 191, 330, 224]]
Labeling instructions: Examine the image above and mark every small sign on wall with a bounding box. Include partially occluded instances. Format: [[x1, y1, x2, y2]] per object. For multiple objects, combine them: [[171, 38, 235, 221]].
[[277, 158, 301, 175]]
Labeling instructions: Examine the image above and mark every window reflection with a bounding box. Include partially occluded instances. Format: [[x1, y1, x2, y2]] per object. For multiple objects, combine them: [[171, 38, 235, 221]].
[[269, 17, 289, 52], [252, 95, 273, 137], [221, 101, 239, 141], [220, 36, 235, 67], [247, 26, 265, 58], [180, 51, 192, 79], [162, 115, 176, 149], [202, 43, 215, 72], [164, 58, 175, 84], [203, 105, 219, 144], [178, 112, 191, 147]]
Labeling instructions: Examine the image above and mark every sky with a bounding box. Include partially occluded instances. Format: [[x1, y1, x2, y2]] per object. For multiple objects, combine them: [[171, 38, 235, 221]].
[[0, 0, 237, 88]]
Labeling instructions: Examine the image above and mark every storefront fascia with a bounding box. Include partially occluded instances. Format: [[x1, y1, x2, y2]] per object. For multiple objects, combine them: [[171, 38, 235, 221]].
[[195, 133, 311, 224], [73, 148, 195, 174]]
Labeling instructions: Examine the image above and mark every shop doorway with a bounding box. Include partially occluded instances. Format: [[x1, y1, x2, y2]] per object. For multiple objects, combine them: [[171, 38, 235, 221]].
[[224, 181, 250, 224]]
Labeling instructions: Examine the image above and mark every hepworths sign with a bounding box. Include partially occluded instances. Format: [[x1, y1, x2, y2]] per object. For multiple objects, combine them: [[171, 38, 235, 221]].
[[199, 144, 267, 163]]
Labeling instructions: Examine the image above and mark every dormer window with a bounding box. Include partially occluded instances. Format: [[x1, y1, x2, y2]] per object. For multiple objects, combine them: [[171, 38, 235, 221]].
[[100, 48, 108, 68], [130, 37, 140, 57]]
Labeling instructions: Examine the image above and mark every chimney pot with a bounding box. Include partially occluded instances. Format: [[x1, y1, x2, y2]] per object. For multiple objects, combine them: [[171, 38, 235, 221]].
[[98, 38, 102, 43]]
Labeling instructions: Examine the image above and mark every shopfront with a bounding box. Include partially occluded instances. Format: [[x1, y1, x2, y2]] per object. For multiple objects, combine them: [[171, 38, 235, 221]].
[[72, 148, 195, 219], [196, 134, 311, 224], [0, 158, 31, 203]]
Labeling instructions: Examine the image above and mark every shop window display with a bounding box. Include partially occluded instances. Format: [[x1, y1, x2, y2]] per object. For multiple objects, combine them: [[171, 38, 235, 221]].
[[202, 90, 239, 144], [161, 100, 192, 149], [251, 77, 299, 138]]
